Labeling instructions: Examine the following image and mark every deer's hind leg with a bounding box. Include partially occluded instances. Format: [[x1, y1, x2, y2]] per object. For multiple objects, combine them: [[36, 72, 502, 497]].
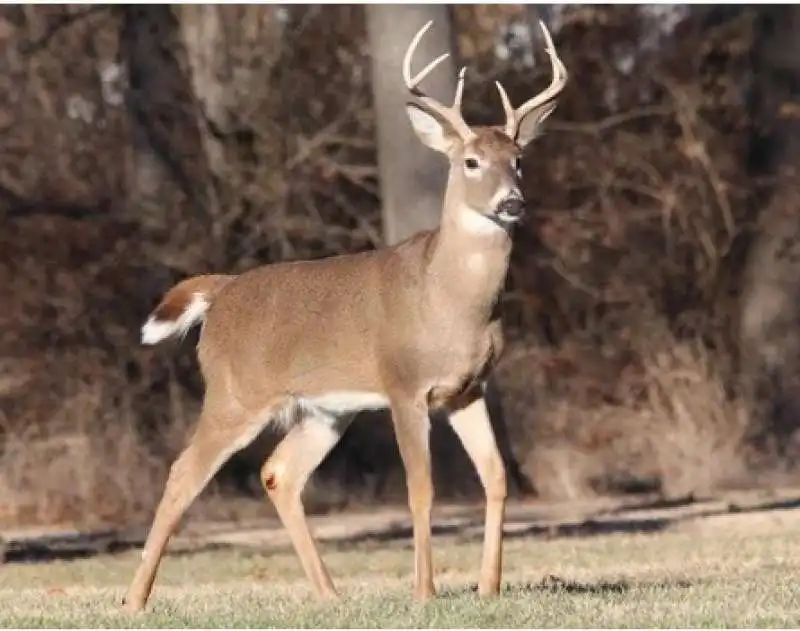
[[122, 395, 277, 613], [260, 406, 354, 599]]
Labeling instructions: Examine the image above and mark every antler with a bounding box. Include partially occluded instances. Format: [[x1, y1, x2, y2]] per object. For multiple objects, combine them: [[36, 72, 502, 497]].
[[495, 20, 568, 140], [403, 20, 475, 141]]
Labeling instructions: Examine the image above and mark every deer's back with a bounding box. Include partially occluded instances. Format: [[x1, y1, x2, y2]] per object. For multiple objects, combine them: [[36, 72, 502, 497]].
[[197, 233, 436, 403]]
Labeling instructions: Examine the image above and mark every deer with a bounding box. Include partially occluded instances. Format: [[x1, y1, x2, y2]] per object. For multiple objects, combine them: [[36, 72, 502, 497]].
[[122, 19, 567, 613]]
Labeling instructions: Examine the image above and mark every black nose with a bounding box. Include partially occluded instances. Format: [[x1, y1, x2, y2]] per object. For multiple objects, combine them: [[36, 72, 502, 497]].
[[497, 197, 525, 218]]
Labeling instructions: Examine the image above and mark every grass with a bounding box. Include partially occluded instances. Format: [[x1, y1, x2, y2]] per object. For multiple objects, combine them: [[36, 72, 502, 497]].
[[1, 509, 799, 628]]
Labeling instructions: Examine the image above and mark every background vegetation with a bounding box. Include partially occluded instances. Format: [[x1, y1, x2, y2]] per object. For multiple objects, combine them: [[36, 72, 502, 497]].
[[2, 4, 800, 531]]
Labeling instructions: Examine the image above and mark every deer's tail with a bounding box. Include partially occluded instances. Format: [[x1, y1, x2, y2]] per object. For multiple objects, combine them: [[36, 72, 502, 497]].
[[141, 274, 236, 345]]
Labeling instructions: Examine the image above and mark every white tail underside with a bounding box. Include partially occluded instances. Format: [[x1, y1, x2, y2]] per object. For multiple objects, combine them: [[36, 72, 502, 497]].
[[141, 293, 209, 345]]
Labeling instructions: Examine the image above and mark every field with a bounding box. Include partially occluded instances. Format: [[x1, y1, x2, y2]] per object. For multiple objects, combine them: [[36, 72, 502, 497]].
[[1, 491, 799, 628]]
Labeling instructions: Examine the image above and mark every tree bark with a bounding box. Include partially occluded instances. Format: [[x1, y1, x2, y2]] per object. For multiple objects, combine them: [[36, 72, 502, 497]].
[[175, 5, 228, 188], [119, 6, 186, 234], [740, 6, 800, 462]]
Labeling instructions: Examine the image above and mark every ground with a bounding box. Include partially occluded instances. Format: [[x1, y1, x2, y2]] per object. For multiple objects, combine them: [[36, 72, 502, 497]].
[[1, 489, 800, 627]]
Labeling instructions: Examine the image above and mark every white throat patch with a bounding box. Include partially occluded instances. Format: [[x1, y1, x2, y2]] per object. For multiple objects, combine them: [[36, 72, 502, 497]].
[[455, 205, 507, 236]]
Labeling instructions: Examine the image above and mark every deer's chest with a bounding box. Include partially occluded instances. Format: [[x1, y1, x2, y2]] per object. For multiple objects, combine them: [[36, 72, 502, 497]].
[[419, 320, 504, 410]]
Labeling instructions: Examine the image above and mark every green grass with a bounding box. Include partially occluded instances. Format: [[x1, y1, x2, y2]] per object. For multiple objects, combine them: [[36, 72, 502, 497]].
[[1, 512, 799, 627]]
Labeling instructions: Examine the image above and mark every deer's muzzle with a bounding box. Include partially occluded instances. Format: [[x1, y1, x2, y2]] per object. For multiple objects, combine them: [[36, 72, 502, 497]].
[[494, 196, 525, 226]]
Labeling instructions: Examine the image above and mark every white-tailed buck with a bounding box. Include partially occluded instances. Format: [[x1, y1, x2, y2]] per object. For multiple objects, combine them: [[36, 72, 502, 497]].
[[123, 19, 567, 612]]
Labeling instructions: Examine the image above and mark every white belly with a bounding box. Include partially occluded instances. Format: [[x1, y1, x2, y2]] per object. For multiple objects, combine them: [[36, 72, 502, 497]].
[[306, 391, 390, 415], [277, 390, 390, 429]]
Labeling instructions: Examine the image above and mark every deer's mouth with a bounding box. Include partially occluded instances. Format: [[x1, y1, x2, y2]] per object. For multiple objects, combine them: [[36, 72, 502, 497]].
[[491, 196, 525, 228]]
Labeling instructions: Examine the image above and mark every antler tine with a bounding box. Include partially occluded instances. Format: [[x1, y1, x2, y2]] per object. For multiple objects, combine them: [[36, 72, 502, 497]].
[[402, 20, 433, 89], [494, 80, 515, 137], [502, 20, 568, 139], [404, 52, 451, 92], [402, 20, 474, 140], [453, 66, 467, 111]]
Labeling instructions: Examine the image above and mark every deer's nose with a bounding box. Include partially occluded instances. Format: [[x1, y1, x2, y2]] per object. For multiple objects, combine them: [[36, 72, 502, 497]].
[[497, 196, 525, 219]]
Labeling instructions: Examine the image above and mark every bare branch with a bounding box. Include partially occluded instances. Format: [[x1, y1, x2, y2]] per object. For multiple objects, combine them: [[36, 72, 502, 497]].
[[19, 6, 110, 56]]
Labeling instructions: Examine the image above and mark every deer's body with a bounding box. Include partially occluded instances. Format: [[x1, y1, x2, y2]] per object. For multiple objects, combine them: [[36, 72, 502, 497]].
[[122, 20, 566, 613], [197, 205, 509, 411]]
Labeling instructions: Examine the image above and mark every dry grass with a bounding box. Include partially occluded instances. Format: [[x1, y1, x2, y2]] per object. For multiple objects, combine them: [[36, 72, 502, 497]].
[[1, 506, 799, 627], [501, 318, 750, 501]]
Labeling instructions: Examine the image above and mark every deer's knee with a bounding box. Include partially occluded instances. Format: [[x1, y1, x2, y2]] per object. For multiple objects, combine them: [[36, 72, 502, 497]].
[[260, 460, 291, 498]]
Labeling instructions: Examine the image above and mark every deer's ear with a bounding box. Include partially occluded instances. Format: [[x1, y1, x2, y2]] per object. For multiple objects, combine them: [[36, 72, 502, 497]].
[[406, 103, 458, 154], [516, 101, 558, 149]]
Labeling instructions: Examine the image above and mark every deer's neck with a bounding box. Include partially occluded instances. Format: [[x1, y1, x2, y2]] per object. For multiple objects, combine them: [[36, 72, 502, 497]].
[[426, 202, 513, 323]]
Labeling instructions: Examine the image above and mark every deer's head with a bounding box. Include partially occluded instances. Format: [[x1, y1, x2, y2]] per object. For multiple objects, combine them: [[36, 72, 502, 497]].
[[403, 20, 567, 234]]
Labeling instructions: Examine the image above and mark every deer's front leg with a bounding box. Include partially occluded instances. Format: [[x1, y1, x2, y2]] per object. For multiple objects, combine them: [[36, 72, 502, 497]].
[[390, 397, 436, 601], [448, 387, 506, 596]]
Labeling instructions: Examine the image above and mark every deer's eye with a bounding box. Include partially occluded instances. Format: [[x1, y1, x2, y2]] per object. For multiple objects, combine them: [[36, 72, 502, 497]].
[[464, 157, 480, 170]]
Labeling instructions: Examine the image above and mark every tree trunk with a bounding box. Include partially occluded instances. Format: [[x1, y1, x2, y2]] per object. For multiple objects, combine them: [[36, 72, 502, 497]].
[[119, 6, 185, 235], [740, 6, 800, 464], [119, 5, 218, 274], [366, 4, 455, 244], [175, 5, 228, 191], [366, 4, 534, 497], [175, 5, 285, 268]]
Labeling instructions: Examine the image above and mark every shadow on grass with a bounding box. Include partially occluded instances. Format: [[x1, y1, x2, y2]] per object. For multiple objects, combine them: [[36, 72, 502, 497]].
[[438, 574, 695, 598], [328, 513, 674, 550], [329, 492, 800, 549], [1, 533, 230, 565], [601, 493, 800, 517]]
